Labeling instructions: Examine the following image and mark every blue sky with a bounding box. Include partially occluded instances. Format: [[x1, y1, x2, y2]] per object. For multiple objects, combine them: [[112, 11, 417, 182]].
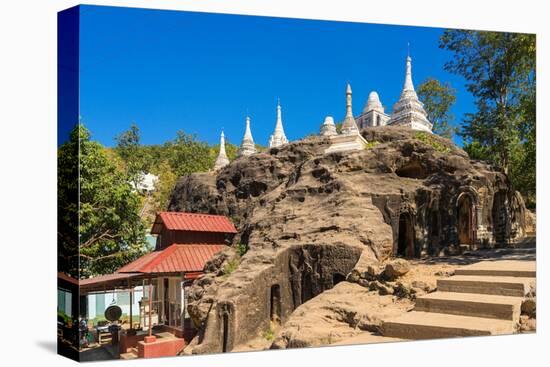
[[79, 5, 474, 147]]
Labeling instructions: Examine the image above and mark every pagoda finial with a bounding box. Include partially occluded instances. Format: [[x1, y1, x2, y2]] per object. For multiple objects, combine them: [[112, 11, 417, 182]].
[[276, 98, 282, 126], [214, 130, 230, 170], [388, 49, 433, 133], [239, 115, 256, 157], [341, 82, 359, 135], [269, 98, 288, 148], [402, 49, 415, 92]]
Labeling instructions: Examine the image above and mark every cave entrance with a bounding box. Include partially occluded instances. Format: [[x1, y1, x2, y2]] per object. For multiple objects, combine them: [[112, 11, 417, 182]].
[[270, 284, 281, 324], [430, 210, 440, 252], [301, 272, 313, 304], [457, 194, 476, 245], [492, 190, 508, 244], [332, 273, 346, 286], [288, 244, 362, 310], [397, 213, 415, 258], [222, 312, 229, 353]]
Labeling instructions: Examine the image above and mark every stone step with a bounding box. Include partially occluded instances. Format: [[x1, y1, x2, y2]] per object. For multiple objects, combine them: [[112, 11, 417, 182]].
[[380, 311, 514, 339], [120, 351, 138, 360], [437, 275, 534, 297], [415, 292, 523, 321], [454, 260, 536, 278]]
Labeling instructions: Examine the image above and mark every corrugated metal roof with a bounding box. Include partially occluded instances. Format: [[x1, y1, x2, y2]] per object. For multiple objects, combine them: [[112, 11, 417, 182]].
[[151, 212, 237, 234], [79, 272, 141, 286], [58, 272, 79, 285], [117, 244, 227, 274]]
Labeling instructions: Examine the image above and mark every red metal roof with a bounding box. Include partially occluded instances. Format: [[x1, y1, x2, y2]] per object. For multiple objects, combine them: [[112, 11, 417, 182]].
[[151, 212, 237, 234], [58, 272, 79, 285], [117, 244, 227, 274], [79, 272, 141, 286]]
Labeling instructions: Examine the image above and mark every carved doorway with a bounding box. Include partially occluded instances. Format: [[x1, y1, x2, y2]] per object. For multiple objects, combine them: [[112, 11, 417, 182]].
[[492, 190, 508, 244], [270, 284, 281, 324], [222, 312, 229, 353], [397, 212, 415, 258], [457, 194, 475, 245]]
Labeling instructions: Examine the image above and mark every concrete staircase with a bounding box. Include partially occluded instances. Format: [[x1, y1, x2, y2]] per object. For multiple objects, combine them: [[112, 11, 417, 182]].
[[381, 260, 535, 339]]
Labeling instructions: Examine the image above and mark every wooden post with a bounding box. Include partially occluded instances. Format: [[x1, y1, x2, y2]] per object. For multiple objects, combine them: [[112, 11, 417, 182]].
[[148, 276, 153, 337], [128, 279, 133, 330]]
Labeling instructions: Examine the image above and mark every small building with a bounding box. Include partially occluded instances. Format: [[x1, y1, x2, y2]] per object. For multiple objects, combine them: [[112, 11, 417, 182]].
[[79, 211, 237, 359], [356, 91, 390, 129]]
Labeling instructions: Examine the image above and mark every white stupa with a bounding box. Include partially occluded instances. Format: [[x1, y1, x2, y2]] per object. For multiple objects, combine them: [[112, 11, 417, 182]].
[[324, 83, 369, 154], [388, 52, 433, 133], [238, 116, 257, 157], [320, 116, 337, 136], [340, 83, 360, 135], [364, 91, 384, 113], [213, 131, 230, 170], [268, 99, 289, 148]]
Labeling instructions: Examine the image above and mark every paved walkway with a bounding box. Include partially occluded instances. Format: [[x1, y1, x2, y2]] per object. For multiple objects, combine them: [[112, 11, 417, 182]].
[[80, 344, 119, 362]]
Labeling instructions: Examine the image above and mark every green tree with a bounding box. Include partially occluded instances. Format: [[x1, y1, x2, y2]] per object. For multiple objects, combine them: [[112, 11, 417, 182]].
[[511, 85, 536, 207], [59, 124, 148, 278], [417, 78, 457, 139], [440, 30, 535, 175], [166, 131, 214, 176], [165, 131, 240, 176], [115, 123, 145, 190], [58, 126, 80, 278], [152, 161, 178, 212]]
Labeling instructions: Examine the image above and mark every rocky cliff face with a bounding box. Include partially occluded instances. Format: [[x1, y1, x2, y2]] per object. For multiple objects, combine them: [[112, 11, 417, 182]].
[[168, 126, 529, 353]]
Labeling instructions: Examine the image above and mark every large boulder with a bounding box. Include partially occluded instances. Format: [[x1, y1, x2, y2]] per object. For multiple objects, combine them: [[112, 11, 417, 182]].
[[521, 297, 536, 318], [383, 259, 411, 280], [270, 282, 413, 349]]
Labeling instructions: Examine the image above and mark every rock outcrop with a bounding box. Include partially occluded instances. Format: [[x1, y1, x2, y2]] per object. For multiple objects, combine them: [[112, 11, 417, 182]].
[[271, 282, 413, 349], [168, 126, 529, 353]]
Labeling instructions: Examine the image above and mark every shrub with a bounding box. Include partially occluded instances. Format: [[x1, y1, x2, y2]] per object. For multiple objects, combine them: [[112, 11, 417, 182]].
[[366, 140, 380, 149], [414, 132, 451, 154], [236, 243, 248, 257], [262, 328, 275, 341], [222, 259, 239, 276]]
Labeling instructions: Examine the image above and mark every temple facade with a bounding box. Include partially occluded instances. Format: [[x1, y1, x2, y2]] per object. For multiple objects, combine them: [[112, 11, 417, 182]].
[[356, 91, 390, 129]]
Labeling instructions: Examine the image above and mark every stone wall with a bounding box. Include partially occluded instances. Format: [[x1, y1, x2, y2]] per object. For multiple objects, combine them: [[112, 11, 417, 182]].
[[184, 243, 363, 354]]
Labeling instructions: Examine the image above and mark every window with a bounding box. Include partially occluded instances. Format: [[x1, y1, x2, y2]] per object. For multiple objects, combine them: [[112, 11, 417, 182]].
[[57, 288, 72, 317]]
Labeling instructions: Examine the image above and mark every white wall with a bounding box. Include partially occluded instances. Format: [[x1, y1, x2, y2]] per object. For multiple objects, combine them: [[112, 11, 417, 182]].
[[87, 287, 143, 321]]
